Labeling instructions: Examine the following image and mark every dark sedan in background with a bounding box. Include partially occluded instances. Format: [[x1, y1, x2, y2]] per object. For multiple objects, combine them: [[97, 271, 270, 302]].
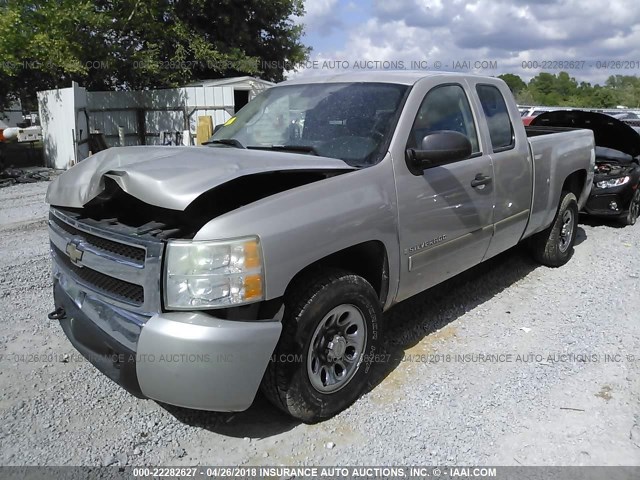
[[531, 111, 640, 225]]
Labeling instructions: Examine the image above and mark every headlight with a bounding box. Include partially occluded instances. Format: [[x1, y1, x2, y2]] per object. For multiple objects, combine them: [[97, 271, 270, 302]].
[[164, 236, 263, 309], [596, 176, 630, 189]]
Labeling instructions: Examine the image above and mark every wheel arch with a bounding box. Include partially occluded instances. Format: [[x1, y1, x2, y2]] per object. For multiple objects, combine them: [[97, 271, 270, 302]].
[[562, 169, 588, 207], [284, 240, 390, 307], [562, 169, 587, 196]]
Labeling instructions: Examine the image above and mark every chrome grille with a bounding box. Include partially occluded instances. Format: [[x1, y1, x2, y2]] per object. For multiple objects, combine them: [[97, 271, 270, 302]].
[[50, 215, 146, 264], [49, 208, 164, 314], [52, 244, 144, 305]]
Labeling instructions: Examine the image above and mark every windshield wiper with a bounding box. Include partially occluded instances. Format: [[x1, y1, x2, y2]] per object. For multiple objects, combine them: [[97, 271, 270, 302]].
[[203, 138, 245, 148], [247, 144, 319, 156]]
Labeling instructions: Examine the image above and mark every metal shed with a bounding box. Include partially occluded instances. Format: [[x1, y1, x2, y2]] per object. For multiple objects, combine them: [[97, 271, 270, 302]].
[[37, 77, 274, 170], [184, 76, 275, 112]]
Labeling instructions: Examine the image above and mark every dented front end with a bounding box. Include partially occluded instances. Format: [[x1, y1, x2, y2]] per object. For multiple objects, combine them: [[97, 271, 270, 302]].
[[46, 145, 355, 411], [46, 145, 354, 212]]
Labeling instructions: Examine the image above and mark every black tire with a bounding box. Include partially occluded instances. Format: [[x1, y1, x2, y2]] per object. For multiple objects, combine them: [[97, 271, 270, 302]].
[[261, 269, 382, 423], [529, 191, 579, 267], [623, 188, 640, 226]]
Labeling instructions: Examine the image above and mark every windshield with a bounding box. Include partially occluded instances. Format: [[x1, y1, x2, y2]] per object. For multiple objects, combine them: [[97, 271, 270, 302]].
[[210, 82, 409, 167]]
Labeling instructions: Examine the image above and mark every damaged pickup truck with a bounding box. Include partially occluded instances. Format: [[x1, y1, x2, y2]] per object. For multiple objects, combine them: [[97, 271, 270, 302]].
[[530, 110, 640, 225], [46, 72, 595, 422]]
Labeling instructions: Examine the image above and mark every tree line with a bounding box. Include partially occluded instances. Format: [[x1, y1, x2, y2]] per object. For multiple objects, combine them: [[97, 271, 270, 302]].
[[0, 0, 309, 110], [2, 2, 639, 112], [498, 72, 640, 108]]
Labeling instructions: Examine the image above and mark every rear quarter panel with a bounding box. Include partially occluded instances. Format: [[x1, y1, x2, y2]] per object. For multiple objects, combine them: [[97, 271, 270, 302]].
[[524, 130, 595, 238]]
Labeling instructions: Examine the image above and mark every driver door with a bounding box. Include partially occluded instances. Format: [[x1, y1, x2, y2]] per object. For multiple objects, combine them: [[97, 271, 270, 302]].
[[394, 82, 495, 302]]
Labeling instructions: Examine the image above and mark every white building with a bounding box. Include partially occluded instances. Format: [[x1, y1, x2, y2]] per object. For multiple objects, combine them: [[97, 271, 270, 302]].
[[37, 77, 275, 170]]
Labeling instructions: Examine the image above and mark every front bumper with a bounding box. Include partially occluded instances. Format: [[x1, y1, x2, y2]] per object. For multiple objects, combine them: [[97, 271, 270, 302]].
[[53, 274, 282, 412], [583, 184, 637, 217]]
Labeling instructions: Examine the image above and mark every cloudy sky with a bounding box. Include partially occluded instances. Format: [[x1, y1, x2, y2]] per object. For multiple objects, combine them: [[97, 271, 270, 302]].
[[295, 0, 640, 84]]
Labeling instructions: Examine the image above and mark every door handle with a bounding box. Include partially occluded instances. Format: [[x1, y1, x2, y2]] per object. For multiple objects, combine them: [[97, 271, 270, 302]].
[[471, 173, 492, 188]]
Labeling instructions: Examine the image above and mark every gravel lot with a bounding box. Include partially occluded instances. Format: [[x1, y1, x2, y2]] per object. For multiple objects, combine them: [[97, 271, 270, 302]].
[[0, 181, 638, 466]]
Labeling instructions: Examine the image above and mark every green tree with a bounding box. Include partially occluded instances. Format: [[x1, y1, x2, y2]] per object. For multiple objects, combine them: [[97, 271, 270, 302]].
[[590, 85, 620, 108], [528, 72, 558, 105], [604, 75, 640, 107], [515, 89, 535, 105], [555, 72, 578, 100], [498, 73, 526, 95], [0, 0, 309, 109], [500, 71, 639, 109]]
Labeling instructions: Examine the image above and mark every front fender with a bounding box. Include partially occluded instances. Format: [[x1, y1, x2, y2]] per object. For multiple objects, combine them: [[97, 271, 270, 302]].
[[194, 156, 400, 309]]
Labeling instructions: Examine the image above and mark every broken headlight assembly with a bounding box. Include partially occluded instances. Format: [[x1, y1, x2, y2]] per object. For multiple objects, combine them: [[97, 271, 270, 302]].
[[596, 176, 630, 189], [164, 237, 263, 309]]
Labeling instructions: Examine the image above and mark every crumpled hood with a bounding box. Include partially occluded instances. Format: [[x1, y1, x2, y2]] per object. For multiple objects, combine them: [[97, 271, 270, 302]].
[[46, 146, 355, 210]]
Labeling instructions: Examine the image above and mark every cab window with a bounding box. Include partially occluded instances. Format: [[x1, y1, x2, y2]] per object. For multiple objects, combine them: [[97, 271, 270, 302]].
[[476, 84, 515, 151], [408, 84, 480, 154]]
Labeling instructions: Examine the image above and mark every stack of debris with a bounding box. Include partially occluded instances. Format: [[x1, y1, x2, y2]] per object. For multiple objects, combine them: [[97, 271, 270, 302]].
[[0, 166, 58, 188]]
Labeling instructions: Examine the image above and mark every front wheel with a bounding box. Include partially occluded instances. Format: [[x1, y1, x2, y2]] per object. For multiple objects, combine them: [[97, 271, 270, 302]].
[[623, 188, 640, 226], [529, 191, 579, 267], [261, 269, 382, 423]]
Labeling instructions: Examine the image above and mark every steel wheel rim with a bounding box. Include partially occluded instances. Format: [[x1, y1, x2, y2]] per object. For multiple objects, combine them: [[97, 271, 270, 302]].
[[559, 208, 574, 252], [307, 304, 367, 394]]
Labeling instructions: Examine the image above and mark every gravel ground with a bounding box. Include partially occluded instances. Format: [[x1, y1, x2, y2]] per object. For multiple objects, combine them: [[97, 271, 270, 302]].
[[0, 181, 638, 466]]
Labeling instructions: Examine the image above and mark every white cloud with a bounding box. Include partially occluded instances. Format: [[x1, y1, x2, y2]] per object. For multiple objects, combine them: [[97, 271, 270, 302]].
[[299, 0, 640, 83], [299, 0, 341, 34]]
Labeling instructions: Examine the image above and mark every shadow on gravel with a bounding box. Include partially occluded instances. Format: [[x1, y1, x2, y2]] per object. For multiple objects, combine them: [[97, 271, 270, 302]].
[[578, 213, 626, 229], [575, 226, 588, 246], [160, 393, 300, 438], [162, 241, 577, 436], [365, 243, 543, 398]]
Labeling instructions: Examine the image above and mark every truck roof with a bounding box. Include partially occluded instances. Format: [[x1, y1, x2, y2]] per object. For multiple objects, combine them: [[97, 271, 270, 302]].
[[279, 70, 500, 86]]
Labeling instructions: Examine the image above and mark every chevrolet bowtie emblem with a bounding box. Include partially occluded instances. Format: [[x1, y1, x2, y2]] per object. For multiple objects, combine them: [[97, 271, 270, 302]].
[[65, 242, 84, 265]]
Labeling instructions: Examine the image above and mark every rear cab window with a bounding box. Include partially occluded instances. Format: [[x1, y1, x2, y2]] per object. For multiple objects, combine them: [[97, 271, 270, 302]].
[[476, 84, 515, 152]]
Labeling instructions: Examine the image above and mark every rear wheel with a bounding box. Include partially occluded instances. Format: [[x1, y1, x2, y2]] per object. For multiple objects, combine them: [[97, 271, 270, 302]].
[[261, 269, 381, 423], [623, 188, 640, 226], [530, 191, 579, 267]]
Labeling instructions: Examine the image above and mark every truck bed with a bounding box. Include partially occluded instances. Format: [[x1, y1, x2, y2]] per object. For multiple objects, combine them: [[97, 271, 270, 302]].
[[525, 125, 578, 137]]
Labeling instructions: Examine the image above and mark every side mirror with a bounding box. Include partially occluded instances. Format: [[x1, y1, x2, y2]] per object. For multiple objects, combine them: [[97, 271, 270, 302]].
[[406, 130, 473, 175]]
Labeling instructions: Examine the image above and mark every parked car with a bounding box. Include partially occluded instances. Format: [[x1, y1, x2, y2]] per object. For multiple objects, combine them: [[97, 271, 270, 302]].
[[531, 110, 640, 225], [608, 112, 639, 121], [46, 72, 595, 422]]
